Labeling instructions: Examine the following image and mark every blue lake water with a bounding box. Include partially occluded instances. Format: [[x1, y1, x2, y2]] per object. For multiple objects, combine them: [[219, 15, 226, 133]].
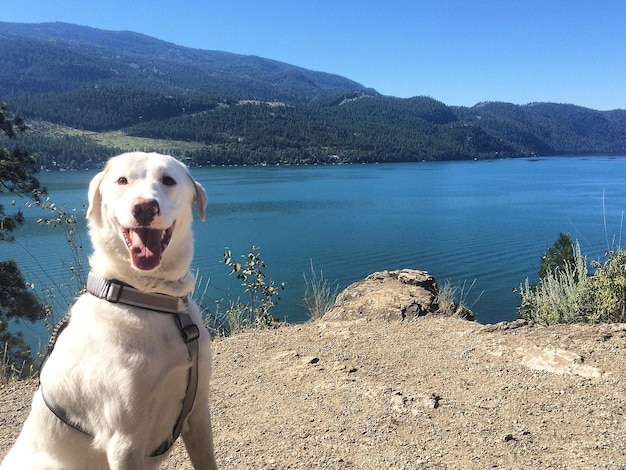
[[2, 156, 626, 350]]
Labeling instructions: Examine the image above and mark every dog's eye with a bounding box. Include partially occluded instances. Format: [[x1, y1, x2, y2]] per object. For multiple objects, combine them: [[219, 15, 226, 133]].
[[162, 176, 177, 186], [117, 177, 128, 185]]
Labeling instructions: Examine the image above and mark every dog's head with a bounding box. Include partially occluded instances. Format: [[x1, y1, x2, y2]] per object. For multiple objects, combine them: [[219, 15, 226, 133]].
[[87, 152, 206, 277]]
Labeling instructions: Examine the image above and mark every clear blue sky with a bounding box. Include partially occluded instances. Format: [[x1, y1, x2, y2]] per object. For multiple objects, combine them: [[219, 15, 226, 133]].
[[3, 0, 625, 110]]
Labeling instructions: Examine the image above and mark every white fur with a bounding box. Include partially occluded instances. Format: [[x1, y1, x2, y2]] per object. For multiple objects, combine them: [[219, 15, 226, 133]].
[[1, 152, 217, 470]]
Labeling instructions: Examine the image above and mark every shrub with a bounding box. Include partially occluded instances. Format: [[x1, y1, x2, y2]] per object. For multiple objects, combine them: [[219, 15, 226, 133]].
[[516, 237, 626, 326], [219, 245, 285, 333], [517, 242, 594, 325], [590, 250, 626, 323]]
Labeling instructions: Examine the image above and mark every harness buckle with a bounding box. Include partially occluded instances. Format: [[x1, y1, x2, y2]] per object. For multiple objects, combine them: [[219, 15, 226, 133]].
[[181, 323, 200, 344], [105, 282, 123, 303]]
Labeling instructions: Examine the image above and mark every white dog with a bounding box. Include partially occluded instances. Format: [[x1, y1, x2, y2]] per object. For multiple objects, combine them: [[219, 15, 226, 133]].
[[1, 152, 217, 470]]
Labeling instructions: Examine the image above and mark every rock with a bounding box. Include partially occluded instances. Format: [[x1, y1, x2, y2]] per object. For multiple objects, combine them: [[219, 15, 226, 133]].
[[479, 319, 531, 333], [324, 269, 475, 322], [324, 269, 440, 321], [422, 393, 441, 409], [517, 345, 607, 378]]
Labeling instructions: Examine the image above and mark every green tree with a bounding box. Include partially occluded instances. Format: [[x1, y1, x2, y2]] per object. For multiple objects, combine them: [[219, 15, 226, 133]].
[[539, 232, 577, 280], [0, 101, 47, 378]]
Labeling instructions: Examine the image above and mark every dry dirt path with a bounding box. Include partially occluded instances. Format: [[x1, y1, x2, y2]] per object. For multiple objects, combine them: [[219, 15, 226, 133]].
[[2, 316, 626, 469]]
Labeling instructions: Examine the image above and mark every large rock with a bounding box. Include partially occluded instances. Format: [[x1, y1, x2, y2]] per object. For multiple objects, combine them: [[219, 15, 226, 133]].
[[324, 269, 442, 321]]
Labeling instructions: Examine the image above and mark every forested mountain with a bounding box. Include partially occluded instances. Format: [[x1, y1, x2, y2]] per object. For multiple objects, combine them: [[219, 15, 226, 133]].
[[0, 22, 373, 102], [1, 22, 625, 169]]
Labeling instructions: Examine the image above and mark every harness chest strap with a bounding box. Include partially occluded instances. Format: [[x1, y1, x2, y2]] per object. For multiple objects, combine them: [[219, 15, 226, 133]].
[[39, 272, 200, 457]]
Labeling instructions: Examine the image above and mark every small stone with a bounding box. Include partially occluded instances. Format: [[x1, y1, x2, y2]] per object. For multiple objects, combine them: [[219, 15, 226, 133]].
[[423, 393, 441, 409]]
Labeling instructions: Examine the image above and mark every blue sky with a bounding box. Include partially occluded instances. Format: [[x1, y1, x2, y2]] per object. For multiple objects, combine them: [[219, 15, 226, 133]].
[[3, 0, 625, 110]]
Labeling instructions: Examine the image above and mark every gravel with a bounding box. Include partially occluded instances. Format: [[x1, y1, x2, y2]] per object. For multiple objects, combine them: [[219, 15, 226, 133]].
[[2, 315, 626, 469]]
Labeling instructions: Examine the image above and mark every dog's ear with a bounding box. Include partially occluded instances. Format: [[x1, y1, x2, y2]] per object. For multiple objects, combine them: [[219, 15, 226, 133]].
[[193, 179, 207, 221], [86, 163, 110, 221]]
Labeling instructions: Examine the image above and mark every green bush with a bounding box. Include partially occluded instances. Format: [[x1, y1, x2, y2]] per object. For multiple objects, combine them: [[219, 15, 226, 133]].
[[517, 242, 594, 325], [518, 235, 626, 326], [590, 250, 626, 323], [219, 245, 285, 334]]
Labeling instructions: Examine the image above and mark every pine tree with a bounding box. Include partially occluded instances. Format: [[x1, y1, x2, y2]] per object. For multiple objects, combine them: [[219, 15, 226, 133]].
[[1, 101, 47, 378], [539, 232, 577, 280]]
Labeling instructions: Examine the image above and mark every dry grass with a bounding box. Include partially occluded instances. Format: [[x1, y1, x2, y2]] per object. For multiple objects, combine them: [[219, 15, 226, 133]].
[[32, 120, 208, 154]]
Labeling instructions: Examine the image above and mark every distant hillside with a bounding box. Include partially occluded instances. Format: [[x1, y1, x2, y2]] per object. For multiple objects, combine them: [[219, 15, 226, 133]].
[[455, 102, 626, 156], [0, 22, 374, 102], [1, 22, 625, 168]]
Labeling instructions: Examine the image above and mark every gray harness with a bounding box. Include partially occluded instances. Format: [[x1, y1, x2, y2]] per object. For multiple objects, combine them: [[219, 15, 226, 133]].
[[39, 272, 200, 457]]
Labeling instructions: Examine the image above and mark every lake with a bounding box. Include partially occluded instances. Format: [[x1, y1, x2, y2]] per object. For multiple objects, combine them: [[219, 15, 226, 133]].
[[2, 156, 626, 350]]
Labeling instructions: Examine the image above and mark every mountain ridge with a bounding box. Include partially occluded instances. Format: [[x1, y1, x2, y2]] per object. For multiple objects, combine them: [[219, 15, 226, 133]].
[[0, 21, 375, 101], [1, 22, 624, 168]]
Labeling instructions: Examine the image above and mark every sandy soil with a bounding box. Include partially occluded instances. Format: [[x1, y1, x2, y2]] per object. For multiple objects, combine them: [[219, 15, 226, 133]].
[[2, 315, 626, 469]]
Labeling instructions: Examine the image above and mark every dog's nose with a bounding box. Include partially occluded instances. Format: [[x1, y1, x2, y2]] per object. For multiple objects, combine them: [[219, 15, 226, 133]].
[[132, 198, 160, 226]]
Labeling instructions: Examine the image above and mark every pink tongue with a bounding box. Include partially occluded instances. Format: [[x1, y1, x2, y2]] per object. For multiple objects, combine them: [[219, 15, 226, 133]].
[[130, 228, 162, 271]]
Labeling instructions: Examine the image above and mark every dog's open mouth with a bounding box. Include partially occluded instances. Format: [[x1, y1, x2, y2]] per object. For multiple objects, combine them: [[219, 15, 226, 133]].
[[120, 222, 175, 271]]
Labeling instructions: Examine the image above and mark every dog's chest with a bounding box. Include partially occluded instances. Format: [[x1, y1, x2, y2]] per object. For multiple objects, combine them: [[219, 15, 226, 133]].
[[43, 294, 191, 392]]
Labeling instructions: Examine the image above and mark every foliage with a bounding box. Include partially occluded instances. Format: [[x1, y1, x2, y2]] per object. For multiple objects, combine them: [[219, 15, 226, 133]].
[[0, 259, 47, 379], [2, 340, 34, 381], [518, 234, 626, 326], [0, 102, 43, 240], [517, 242, 594, 325], [219, 246, 285, 334], [303, 261, 339, 321], [539, 232, 577, 280], [589, 250, 626, 323], [0, 102, 47, 378]]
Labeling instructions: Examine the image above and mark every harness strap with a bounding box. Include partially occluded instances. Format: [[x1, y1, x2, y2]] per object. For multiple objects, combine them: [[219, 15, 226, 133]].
[[39, 312, 72, 377], [86, 273, 189, 314], [39, 272, 201, 457], [41, 385, 94, 438], [152, 308, 200, 456], [39, 312, 93, 439]]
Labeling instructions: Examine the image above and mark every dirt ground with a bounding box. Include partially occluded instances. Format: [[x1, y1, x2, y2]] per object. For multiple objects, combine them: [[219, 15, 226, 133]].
[[2, 315, 626, 469]]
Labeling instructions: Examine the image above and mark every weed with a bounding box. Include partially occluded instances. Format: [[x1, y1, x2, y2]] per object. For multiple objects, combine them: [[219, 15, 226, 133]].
[[218, 245, 285, 333], [192, 272, 230, 337], [437, 279, 482, 319], [303, 261, 339, 321], [25, 196, 88, 324], [1, 341, 35, 382]]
